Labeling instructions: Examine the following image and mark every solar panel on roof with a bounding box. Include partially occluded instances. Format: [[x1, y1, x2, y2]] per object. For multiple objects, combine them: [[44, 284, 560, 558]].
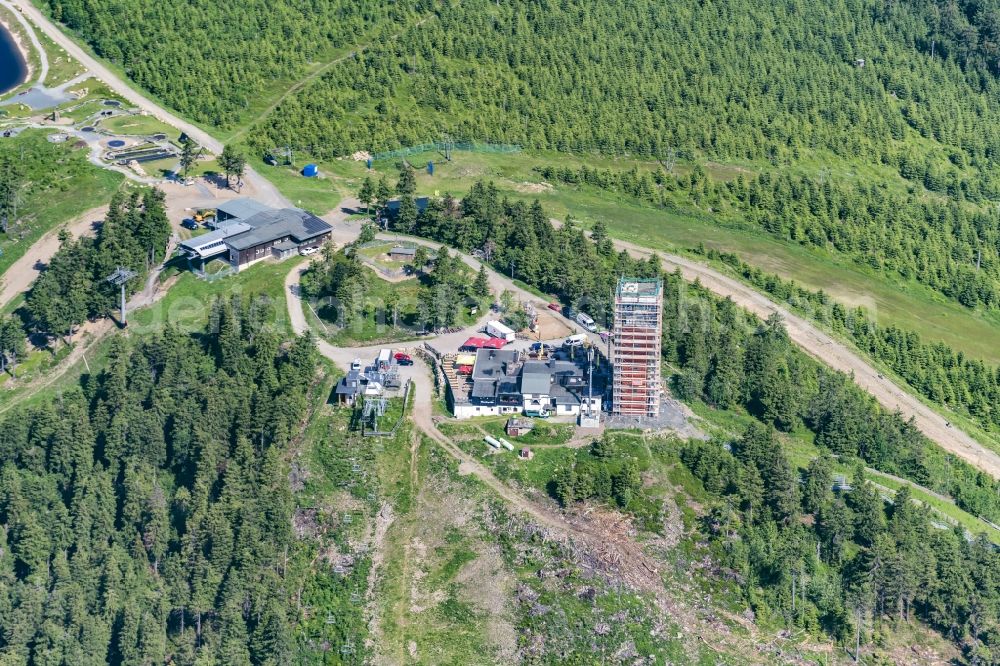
[[301, 214, 330, 235]]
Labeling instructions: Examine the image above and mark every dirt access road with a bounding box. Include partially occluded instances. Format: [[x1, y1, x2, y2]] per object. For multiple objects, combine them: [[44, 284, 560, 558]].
[[0, 204, 105, 310], [572, 226, 1000, 480], [0, 175, 275, 311], [4, 1, 289, 209], [284, 246, 815, 664]]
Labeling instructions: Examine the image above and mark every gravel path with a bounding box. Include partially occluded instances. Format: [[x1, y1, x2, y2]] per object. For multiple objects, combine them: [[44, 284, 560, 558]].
[[612, 234, 1000, 479], [306, 201, 1000, 480], [3, 0, 289, 208], [0, 204, 105, 310]]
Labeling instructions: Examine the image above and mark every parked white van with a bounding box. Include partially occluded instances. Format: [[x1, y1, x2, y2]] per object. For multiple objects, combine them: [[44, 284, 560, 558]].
[[575, 312, 597, 332], [564, 333, 588, 347]]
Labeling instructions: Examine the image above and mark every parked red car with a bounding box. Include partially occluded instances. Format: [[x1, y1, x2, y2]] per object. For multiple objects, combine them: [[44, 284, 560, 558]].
[[547, 302, 561, 312], [394, 352, 413, 365]]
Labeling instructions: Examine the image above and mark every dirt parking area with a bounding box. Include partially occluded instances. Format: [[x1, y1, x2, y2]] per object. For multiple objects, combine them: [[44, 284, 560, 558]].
[[531, 308, 573, 339], [159, 175, 270, 228]]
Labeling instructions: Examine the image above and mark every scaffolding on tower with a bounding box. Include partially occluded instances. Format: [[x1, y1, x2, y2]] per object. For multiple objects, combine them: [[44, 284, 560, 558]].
[[611, 277, 663, 418]]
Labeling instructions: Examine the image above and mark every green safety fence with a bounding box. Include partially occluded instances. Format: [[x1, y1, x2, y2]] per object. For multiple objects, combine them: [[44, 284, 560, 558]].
[[371, 141, 521, 161]]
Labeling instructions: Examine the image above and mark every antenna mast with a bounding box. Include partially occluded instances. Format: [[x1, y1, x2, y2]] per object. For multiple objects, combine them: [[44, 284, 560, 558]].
[[587, 346, 594, 418]]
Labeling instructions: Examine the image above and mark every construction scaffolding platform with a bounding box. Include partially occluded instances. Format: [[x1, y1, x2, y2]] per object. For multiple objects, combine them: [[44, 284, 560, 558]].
[[612, 277, 663, 418]]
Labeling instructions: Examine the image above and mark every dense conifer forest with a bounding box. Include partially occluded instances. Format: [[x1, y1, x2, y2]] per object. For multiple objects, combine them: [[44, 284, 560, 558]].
[[402, 183, 1000, 658], [50, 0, 1000, 182], [44, 0, 427, 127], [26, 0, 1000, 659], [0, 297, 319, 663], [680, 432, 1000, 660], [241, 0, 1000, 172], [24, 189, 171, 339]]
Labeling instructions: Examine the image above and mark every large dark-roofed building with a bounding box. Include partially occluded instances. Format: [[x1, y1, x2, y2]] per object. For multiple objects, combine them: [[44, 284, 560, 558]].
[[225, 208, 332, 268], [178, 199, 333, 272], [213, 198, 272, 227], [450, 348, 602, 418]]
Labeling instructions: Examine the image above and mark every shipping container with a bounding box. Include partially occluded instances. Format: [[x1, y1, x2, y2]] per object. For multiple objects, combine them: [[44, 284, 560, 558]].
[[485, 320, 516, 342]]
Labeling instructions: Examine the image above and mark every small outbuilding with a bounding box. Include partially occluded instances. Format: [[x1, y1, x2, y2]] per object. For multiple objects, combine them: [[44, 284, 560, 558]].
[[334, 370, 364, 406], [388, 246, 417, 261], [519, 447, 534, 460], [506, 417, 535, 437], [333, 366, 386, 406]]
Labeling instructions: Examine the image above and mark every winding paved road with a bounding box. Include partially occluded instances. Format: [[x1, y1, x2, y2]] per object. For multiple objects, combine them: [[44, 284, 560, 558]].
[[7, 0, 1000, 480], [298, 206, 1000, 480]]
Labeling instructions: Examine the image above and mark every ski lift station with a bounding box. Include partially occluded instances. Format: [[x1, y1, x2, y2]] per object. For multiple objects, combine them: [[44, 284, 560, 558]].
[[178, 198, 332, 273]]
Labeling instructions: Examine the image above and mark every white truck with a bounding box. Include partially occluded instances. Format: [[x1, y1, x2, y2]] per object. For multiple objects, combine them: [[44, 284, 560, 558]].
[[575, 311, 598, 332], [485, 320, 516, 342]]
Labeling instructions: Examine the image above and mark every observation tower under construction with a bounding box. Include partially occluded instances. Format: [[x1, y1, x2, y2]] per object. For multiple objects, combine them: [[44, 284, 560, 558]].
[[611, 277, 663, 417]]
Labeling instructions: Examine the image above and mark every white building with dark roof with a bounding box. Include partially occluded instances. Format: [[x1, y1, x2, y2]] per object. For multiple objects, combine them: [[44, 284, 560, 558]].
[[449, 348, 602, 419], [179, 200, 332, 272]]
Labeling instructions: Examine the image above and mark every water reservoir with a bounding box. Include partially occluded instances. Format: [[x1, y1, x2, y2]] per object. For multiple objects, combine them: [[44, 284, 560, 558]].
[[0, 24, 28, 95]]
